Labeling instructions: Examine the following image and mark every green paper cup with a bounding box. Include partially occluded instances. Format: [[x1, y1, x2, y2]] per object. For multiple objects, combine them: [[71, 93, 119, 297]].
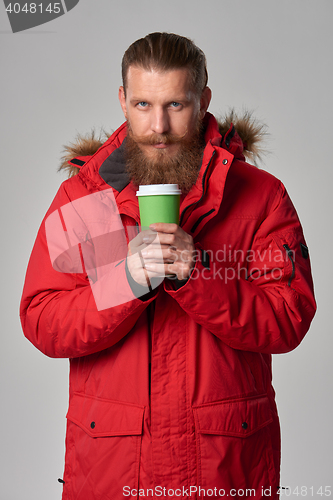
[[136, 184, 182, 229]]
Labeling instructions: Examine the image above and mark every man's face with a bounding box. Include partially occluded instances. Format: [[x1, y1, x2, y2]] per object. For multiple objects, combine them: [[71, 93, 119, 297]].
[[119, 66, 211, 160]]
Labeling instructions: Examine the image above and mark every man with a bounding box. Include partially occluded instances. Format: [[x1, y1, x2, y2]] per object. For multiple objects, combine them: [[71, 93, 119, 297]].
[[20, 33, 316, 499]]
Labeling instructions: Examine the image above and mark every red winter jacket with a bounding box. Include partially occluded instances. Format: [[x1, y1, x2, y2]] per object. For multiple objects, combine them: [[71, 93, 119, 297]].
[[20, 113, 316, 499]]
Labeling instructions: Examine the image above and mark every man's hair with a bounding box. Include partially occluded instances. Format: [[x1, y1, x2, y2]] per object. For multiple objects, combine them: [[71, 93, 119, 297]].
[[122, 32, 208, 96]]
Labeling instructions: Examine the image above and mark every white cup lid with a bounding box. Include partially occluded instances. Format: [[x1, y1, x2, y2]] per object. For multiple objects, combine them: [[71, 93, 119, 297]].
[[136, 184, 182, 196]]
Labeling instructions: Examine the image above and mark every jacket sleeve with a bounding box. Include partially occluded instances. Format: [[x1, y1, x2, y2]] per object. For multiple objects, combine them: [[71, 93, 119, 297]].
[[20, 183, 156, 359], [164, 183, 316, 354]]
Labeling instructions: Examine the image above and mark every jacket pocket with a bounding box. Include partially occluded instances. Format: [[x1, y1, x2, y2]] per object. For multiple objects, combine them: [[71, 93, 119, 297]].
[[193, 395, 278, 496], [63, 392, 144, 500]]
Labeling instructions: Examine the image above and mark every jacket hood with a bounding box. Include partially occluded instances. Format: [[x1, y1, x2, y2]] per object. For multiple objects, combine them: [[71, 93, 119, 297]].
[[59, 110, 267, 178]]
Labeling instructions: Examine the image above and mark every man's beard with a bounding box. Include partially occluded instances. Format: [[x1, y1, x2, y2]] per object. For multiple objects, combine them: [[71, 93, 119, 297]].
[[124, 121, 205, 193]]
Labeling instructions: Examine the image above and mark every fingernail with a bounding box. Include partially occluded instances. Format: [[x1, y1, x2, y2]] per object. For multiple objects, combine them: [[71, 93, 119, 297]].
[[150, 224, 156, 230]]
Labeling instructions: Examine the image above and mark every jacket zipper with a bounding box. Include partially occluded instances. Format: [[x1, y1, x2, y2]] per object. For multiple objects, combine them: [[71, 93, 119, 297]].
[[283, 244, 295, 287], [190, 208, 215, 233], [179, 151, 216, 228]]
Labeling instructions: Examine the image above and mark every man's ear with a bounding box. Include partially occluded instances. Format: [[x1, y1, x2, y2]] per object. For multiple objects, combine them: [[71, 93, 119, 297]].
[[199, 86, 212, 119], [118, 86, 128, 119]]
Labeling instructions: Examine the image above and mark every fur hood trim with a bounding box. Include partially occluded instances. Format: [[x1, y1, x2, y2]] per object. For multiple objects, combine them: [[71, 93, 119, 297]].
[[217, 110, 267, 165], [59, 129, 111, 178], [59, 110, 267, 178]]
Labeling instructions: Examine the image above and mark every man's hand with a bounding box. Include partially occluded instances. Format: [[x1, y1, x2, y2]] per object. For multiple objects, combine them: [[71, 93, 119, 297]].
[[141, 223, 195, 281], [126, 229, 160, 288]]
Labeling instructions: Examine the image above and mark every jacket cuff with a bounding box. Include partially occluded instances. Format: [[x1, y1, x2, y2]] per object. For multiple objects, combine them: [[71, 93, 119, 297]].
[[166, 275, 190, 290]]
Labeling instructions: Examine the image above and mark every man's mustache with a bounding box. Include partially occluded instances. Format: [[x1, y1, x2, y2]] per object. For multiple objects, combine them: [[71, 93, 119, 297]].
[[128, 130, 187, 146]]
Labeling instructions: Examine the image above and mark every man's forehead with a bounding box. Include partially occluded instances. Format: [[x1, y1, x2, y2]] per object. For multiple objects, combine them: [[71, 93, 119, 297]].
[[125, 65, 194, 95]]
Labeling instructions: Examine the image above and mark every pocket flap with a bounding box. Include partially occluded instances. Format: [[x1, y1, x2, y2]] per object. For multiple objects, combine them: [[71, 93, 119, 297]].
[[66, 392, 145, 437], [193, 395, 273, 438]]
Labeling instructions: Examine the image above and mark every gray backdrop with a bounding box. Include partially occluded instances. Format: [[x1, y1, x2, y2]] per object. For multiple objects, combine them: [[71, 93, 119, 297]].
[[1, 1, 332, 498]]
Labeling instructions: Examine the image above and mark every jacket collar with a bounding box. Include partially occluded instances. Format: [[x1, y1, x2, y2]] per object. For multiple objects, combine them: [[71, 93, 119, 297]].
[[179, 113, 235, 237]]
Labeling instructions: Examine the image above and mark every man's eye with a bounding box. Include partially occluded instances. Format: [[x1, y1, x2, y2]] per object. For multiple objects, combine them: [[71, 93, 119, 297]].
[[137, 102, 148, 108], [170, 102, 181, 108]]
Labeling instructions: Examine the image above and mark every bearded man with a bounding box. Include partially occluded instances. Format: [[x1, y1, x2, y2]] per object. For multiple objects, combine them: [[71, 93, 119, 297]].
[[20, 33, 316, 500]]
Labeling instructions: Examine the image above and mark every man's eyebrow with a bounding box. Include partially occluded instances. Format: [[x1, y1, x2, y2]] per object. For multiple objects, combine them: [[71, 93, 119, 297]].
[[130, 97, 149, 103], [130, 94, 191, 104]]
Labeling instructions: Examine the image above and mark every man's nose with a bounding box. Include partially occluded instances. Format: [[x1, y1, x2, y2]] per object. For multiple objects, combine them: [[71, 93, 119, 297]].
[[150, 107, 169, 135]]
